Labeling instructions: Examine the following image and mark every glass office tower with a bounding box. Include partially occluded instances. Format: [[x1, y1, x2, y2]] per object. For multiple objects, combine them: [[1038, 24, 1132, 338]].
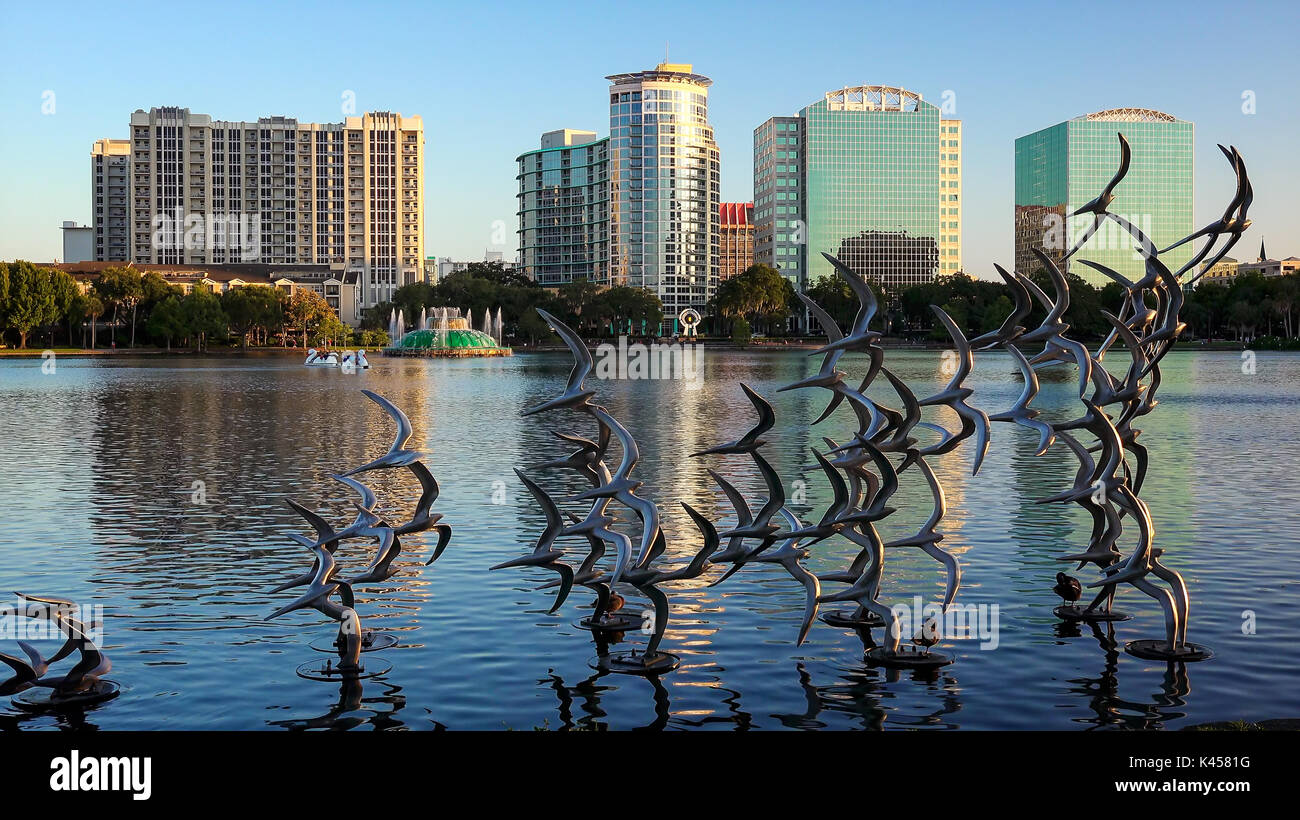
[[516, 129, 610, 287], [1014, 108, 1193, 287], [606, 63, 721, 332], [755, 86, 955, 300]]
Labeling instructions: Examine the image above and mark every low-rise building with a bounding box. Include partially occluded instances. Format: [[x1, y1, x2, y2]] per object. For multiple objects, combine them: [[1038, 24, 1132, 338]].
[[50, 261, 363, 326], [60, 221, 94, 263], [1237, 256, 1300, 280], [1197, 257, 1238, 287]]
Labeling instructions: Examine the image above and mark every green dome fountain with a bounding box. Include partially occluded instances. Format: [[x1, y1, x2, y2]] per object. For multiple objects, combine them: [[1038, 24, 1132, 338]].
[[382, 309, 512, 358]]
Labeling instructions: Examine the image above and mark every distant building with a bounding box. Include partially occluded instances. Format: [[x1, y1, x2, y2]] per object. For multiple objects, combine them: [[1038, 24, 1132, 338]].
[[606, 63, 721, 330], [60, 221, 94, 264], [1015, 108, 1193, 288], [516, 129, 610, 287], [1237, 256, 1300, 280], [423, 257, 439, 285], [1197, 257, 1239, 287], [436, 252, 518, 281], [94, 106, 424, 308], [91, 138, 131, 261], [718, 202, 754, 281], [754, 85, 959, 299]]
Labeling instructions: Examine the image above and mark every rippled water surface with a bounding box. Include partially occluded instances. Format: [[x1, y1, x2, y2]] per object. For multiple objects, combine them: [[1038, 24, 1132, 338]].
[[1, 349, 1297, 730]]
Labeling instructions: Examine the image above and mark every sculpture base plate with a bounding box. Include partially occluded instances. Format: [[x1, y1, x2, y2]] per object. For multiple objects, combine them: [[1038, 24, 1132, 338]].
[[821, 609, 886, 629], [295, 657, 393, 682], [309, 632, 399, 653], [1054, 604, 1132, 623], [11, 680, 120, 711], [864, 647, 953, 670], [590, 650, 679, 676], [574, 613, 643, 632], [1125, 640, 1213, 662]]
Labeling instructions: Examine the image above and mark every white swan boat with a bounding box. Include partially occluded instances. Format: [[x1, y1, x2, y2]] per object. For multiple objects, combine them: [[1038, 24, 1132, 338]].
[[305, 349, 369, 369]]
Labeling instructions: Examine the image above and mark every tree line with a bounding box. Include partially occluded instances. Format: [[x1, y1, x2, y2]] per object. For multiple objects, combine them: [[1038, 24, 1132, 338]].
[[365, 261, 666, 344], [0, 261, 373, 351], [6, 257, 1292, 351], [703, 262, 1300, 345]]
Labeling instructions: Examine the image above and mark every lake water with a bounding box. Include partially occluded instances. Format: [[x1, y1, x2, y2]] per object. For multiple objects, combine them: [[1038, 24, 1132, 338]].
[[1, 348, 1297, 730]]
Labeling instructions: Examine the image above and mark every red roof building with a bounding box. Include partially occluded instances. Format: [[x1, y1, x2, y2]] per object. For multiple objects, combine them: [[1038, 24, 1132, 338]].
[[719, 202, 755, 282]]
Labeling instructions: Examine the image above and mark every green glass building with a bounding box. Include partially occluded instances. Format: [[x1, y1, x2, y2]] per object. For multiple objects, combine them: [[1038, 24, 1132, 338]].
[[1014, 108, 1193, 287], [516, 129, 610, 287], [755, 86, 957, 302]]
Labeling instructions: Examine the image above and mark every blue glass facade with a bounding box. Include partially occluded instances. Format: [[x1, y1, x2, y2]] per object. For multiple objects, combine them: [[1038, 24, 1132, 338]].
[[1015, 109, 1193, 287]]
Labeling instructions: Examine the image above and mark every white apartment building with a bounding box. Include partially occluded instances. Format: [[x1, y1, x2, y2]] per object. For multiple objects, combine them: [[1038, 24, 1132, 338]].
[[91, 138, 131, 261], [108, 107, 424, 307]]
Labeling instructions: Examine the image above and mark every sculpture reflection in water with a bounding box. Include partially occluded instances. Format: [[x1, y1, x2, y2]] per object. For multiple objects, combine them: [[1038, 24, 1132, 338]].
[[269, 389, 453, 681], [268, 678, 410, 731], [1056, 619, 1192, 729]]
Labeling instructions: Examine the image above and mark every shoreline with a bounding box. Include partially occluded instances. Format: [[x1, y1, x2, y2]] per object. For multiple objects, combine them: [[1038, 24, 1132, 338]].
[[0, 340, 1257, 359]]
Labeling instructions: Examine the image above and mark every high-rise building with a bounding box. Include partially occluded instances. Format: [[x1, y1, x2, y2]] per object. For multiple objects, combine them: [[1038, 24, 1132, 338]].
[[1014, 108, 1193, 288], [91, 138, 131, 261], [516, 129, 610, 287], [108, 106, 423, 307], [606, 63, 720, 330], [939, 120, 962, 275], [718, 202, 754, 281], [755, 85, 958, 298]]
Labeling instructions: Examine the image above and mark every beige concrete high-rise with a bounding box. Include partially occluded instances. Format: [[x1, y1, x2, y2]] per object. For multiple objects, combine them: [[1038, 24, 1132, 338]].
[[115, 106, 424, 307], [939, 119, 962, 274], [91, 138, 131, 261]]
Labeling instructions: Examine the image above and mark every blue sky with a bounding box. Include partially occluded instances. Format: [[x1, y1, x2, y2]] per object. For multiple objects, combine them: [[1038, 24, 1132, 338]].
[[1, 0, 1296, 278]]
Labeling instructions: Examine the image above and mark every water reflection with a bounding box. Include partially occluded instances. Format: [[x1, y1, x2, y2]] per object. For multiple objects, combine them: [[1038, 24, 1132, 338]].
[[267, 679, 409, 731], [1, 351, 1298, 729], [1056, 620, 1193, 730]]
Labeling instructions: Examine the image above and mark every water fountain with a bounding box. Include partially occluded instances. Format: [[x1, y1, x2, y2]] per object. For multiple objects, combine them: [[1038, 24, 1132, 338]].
[[383, 307, 511, 358]]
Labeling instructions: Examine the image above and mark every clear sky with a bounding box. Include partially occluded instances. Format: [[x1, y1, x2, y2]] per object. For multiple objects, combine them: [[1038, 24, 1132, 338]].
[[1, 0, 1296, 278]]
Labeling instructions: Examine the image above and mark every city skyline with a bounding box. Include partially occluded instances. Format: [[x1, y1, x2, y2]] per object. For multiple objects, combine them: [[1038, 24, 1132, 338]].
[[1, 0, 1296, 280]]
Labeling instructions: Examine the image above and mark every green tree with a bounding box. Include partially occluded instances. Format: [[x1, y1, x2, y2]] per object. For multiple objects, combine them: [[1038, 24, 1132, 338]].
[[49, 269, 80, 346], [82, 291, 105, 349], [710, 264, 793, 334], [731, 316, 752, 345], [554, 279, 604, 334], [461, 260, 535, 288], [354, 328, 390, 348], [180, 287, 227, 351], [313, 311, 350, 347], [94, 266, 143, 347], [594, 286, 663, 336], [147, 295, 187, 351], [222, 285, 284, 348], [286, 288, 330, 349], [4, 261, 59, 348], [391, 281, 438, 325]]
